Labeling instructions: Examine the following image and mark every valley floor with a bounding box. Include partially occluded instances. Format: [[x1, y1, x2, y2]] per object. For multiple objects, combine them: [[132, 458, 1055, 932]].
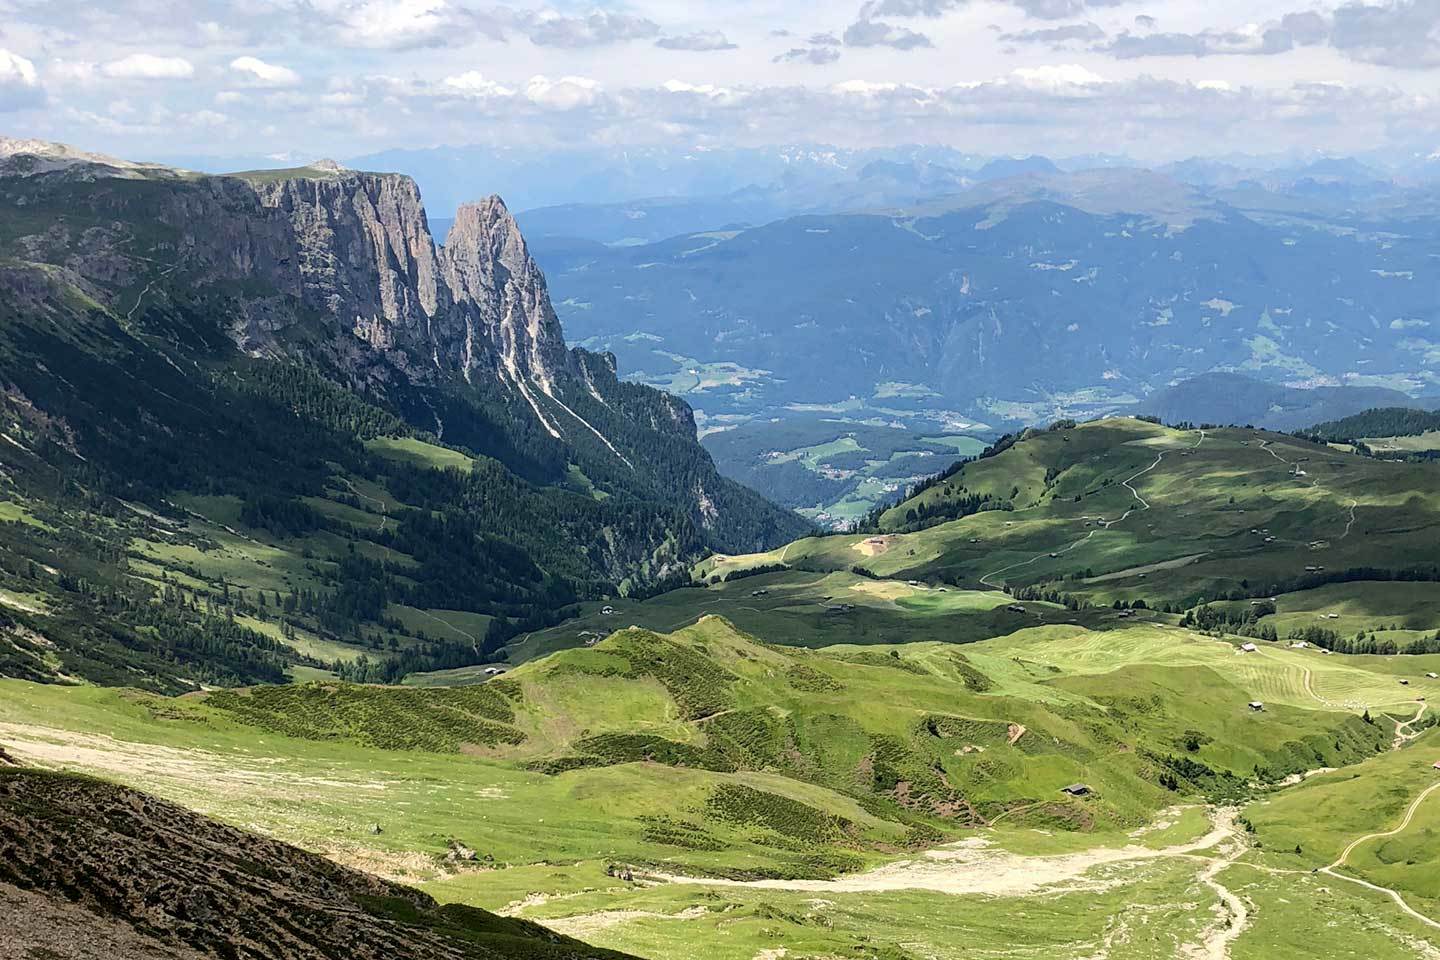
[[5, 632, 1440, 960]]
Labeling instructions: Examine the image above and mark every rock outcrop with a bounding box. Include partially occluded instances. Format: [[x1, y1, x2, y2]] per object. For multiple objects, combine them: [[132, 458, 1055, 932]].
[[0, 142, 813, 557], [0, 150, 576, 404]]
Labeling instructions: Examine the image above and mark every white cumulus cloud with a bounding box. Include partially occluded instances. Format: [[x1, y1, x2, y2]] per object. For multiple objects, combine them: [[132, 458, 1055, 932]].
[[442, 70, 515, 98], [1010, 64, 1106, 88], [0, 49, 42, 111], [525, 74, 600, 110], [102, 54, 194, 80], [230, 56, 300, 87]]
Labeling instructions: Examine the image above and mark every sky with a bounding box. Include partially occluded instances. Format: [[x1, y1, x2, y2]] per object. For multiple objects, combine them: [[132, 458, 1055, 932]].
[[2, 0, 1440, 164]]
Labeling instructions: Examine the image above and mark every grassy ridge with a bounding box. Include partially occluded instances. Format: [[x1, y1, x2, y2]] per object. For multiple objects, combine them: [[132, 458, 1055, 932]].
[[8, 615, 1416, 879], [705, 419, 1440, 613]]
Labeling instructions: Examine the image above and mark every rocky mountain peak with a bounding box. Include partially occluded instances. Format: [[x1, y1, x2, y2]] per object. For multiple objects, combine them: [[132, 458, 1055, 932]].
[[441, 194, 572, 404], [0, 136, 181, 180], [447, 196, 528, 268]]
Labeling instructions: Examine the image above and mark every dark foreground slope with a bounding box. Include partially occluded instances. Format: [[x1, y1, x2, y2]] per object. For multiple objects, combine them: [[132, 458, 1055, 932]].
[[0, 766, 633, 960]]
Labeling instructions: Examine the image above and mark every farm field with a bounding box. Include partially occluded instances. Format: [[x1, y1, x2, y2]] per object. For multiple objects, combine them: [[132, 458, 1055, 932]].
[[1363, 431, 1440, 453], [1212, 580, 1440, 650]]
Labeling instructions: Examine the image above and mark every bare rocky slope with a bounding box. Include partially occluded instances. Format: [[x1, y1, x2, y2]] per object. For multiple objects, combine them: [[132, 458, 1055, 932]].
[[0, 766, 634, 960]]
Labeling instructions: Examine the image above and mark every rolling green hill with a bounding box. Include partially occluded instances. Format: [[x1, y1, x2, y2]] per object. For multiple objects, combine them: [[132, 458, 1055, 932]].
[[706, 418, 1440, 621], [6, 410, 1440, 956], [5, 609, 1438, 958]]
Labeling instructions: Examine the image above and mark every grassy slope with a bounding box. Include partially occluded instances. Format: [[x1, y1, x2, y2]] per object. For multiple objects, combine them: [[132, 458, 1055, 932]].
[[2, 614, 1413, 861], [5, 611, 1438, 957], [6, 414, 1440, 956], [0, 425, 528, 683], [499, 571, 1096, 665], [705, 419, 1440, 612]]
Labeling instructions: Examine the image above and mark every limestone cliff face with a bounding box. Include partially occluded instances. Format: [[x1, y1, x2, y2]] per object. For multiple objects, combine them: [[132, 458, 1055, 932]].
[[249, 172, 444, 366], [236, 170, 574, 396], [0, 146, 814, 556], [0, 153, 574, 398], [441, 197, 573, 394]]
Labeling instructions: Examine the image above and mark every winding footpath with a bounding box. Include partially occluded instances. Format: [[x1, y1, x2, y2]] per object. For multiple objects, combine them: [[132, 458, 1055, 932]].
[[1258, 438, 1358, 541], [651, 806, 1243, 897], [1394, 702, 1429, 750], [339, 478, 389, 533], [1183, 827, 1253, 960], [410, 608, 480, 655], [1320, 782, 1440, 931], [122, 259, 180, 326], [979, 430, 1204, 589]]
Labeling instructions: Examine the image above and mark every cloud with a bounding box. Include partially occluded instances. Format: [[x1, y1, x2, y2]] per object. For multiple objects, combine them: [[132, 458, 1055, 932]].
[[810, 33, 843, 46], [130, 64, 1440, 163], [857, 0, 1133, 21], [1279, 10, 1330, 45], [526, 11, 659, 48], [1090, 3, 1437, 67], [661, 80, 735, 99], [858, 0, 963, 16], [656, 31, 737, 51], [441, 70, 515, 98], [999, 22, 1105, 47], [774, 45, 843, 64], [329, 0, 508, 50], [230, 56, 300, 88], [524, 74, 601, 109], [843, 19, 933, 49], [831, 79, 902, 95], [1330, 0, 1440, 67], [0, 49, 42, 111], [1134, 14, 1157, 29], [1098, 16, 1324, 59], [101, 53, 193, 80], [1008, 64, 1107, 91]]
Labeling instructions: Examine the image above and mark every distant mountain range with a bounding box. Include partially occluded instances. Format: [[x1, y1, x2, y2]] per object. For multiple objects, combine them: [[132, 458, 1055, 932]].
[[1140, 374, 1431, 432], [525, 167, 1438, 436]]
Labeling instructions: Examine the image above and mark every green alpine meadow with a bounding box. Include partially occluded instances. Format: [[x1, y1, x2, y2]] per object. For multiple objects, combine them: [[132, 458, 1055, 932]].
[[3, 122, 1440, 960]]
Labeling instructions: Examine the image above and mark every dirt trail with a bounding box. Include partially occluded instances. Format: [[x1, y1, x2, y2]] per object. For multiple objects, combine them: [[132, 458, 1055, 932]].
[[1321, 782, 1440, 931], [978, 430, 1203, 589], [408, 608, 480, 655], [652, 807, 1242, 898], [1340, 498, 1359, 540], [1179, 821, 1252, 960], [1258, 437, 1357, 542], [539, 906, 708, 938], [1394, 702, 1428, 750], [123, 263, 180, 325], [339, 478, 389, 532]]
